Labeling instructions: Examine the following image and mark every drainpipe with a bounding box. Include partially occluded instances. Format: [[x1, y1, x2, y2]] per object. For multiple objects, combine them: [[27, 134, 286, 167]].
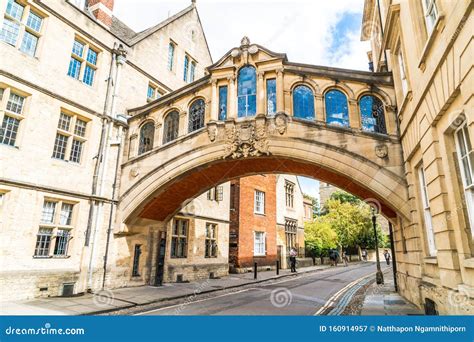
[[86, 43, 122, 290], [376, 0, 389, 72], [102, 50, 128, 288]]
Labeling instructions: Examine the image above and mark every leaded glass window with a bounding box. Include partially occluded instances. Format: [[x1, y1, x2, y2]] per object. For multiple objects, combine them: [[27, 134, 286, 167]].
[[34, 228, 52, 257], [69, 139, 83, 163], [190, 61, 196, 82], [325, 89, 349, 127], [67, 57, 81, 79], [0, 115, 20, 146], [0, 18, 20, 46], [19, 31, 38, 56], [52, 133, 68, 160], [26, 11, 42, 32], [359, 95, 386, 134], [171, 219, 188, 258], [138, 122, 155, 155], [163, 111, 179, 144], [54, 229, 71, 256], [218, 86, 228, 121], [168, 42, 175, 71], [60, 203, 74, 226], [188, 99, 205, 132], [266, 78, 276, 115], [293, 85, 314, 120], [205, 223, 217, 258], [6, 93, 25, 114], [237, 66, 257, 117], [183, 55, 189, 82], [58, 113, 72, 131], [41, 201, 56, 224]]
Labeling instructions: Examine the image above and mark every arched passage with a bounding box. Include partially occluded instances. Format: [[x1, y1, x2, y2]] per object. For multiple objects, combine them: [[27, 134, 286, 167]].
[[117, 114, 408, 230]]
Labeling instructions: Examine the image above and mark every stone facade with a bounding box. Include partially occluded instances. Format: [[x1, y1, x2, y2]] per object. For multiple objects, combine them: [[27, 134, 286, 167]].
[[0, 0, 211, 301], [362, 0, 473, 314], [275, 175, 306, 268]]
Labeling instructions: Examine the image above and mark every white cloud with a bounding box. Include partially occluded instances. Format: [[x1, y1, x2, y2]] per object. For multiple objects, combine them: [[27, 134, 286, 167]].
[[114, 0, 371, 70]]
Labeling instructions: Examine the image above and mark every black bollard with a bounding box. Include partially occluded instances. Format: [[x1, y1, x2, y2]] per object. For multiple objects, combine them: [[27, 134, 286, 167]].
[[276, 260, 280, 275], [254, 262, 257, 279]]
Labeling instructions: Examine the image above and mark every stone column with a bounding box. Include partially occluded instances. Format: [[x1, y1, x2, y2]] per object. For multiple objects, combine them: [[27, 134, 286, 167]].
[[384, 105, 397, 135], [348, 99, 360, 129], [179, 110, 188, 136], [276, 68, 284, 112], [315, 94, 324, 122], [257, 71, 265, 114], [210, 79, 218, 121], [228, 75, 237, 119]]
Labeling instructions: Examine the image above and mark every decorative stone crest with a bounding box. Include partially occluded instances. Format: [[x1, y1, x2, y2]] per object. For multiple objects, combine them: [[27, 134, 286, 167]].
[[375, 144, 388, 158], [130, 167, 139, 178], [223, 118, 270, 159], [207, 122, 217, 142], [274, 112, 289, 135]]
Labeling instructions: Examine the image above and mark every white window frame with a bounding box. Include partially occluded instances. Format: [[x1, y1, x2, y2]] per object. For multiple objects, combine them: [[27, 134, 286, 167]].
[[0, 0, 45, 57], [0, 87, 28, 147], [418, 166, 437, 256], [67, 37, 99, 87], [454, 121, 474, 233], [254, 231, 266, 256], [421, 0, 438, 35], [52, 110, 89, 164], [35, 198, 76, 258], [254, 190, 265, 215], [396, 43, 408, 96]]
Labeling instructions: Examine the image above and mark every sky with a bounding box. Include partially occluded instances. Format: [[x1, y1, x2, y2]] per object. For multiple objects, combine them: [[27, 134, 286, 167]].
[[113, 0, 370, 199]]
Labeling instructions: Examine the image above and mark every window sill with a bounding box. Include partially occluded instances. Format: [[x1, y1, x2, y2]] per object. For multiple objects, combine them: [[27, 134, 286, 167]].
[[424, 256, 438, 265], [253, 254, 266, 258], [0, 143, 19, 150], [418, 13, 445, 71], [33, 256, 52, 259], [254, 212, 265, 216], [52, 255, 71, 259]]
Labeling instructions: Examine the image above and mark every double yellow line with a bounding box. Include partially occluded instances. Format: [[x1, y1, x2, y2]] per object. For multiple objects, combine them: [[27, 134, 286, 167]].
[[314, 272, 375, 315]]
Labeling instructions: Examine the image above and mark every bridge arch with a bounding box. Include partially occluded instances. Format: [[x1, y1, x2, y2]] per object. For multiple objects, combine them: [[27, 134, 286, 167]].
[[117, 114, 409, 232]]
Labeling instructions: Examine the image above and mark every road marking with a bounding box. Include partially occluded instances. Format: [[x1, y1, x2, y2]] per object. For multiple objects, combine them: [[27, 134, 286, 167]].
[[314, 271, 375, 315], [135, 263, 375, 316], [135, 288, 257, 315]]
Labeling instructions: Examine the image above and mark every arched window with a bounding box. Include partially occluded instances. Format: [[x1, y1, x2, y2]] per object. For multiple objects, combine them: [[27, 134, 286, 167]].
[[359, 95, 387, 134], [163, 111, 179, 144], [293, 85, 315, 120], [237, 66, 256, 117], [188, 99, 205, 132], [325, 89, 349, 127], [138, 122, 154, 155]]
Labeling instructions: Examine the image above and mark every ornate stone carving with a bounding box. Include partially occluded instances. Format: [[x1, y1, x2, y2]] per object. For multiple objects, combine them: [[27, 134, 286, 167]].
[[273, 112, 289, 135], [223, 119, 270, 159], [207, 122, 217, 142], [130, 167, 139, 178], [375, 144, 388, 158]]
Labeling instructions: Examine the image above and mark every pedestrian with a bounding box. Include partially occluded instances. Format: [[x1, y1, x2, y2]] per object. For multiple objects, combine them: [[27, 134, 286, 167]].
[[342, 250, 349, 267], [383, 249, 391, 266], [289, 248, 297, 272], [329, 249, 335, 266], [334, 249, 340, 267], [361, 249, 368, 262]]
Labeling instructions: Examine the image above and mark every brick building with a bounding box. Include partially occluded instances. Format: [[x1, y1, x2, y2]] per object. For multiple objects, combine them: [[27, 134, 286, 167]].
[[229, 175, 278, 272]]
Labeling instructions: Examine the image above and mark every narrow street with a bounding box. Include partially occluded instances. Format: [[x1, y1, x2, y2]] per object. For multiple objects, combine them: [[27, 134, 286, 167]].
[[137, 262, 389, 316]]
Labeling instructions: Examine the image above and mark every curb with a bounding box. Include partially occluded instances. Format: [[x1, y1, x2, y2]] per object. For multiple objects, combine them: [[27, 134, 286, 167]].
[[86, 262, 366, 315]]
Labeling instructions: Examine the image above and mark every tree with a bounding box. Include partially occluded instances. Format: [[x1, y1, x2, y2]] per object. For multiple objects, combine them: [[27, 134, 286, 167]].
[[304, 219, 338, 258], [303, 193, 320, 218], [329, 190, 361, 205]]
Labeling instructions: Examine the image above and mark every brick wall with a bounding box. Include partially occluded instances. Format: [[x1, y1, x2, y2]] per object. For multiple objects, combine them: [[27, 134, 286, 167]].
[[230, 175, 277, 269]]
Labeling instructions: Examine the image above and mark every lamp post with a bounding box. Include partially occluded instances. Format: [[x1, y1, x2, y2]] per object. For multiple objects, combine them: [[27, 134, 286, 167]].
[[372, 208, 384, 284]]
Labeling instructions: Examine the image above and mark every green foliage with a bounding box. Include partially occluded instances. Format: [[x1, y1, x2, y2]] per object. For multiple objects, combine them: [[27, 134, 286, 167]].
[[305, 194, 388, 254], [304, 219, 338, 257]]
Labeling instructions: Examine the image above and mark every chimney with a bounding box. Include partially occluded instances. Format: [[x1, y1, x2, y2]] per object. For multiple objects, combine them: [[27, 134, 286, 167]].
[[87, 0, 114, 28]]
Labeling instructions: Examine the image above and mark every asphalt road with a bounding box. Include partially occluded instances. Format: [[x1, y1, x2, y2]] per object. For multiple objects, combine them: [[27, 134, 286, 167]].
[[138, 262, 388, 316]]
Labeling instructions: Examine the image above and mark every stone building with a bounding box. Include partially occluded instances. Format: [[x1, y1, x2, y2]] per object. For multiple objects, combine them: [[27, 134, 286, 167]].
[[0, 0, 212, 301], [275, 174, 307, 267], [362, 0, 473, 314]]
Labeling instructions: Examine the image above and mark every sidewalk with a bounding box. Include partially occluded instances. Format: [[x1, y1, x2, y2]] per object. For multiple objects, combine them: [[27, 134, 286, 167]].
[[360, 268, 422, 315], [1, 263, 332, 316]]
